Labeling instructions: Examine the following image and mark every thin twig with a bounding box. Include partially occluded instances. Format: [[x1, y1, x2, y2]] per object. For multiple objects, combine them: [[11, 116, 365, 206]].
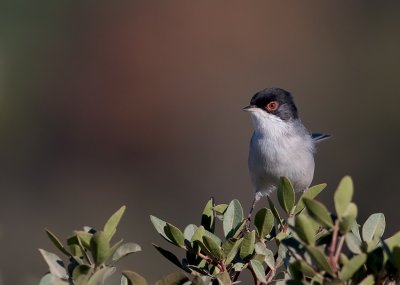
[[334, 235, 345, 265], [329, 220, 339, 272], [197, 251, 224, 272]]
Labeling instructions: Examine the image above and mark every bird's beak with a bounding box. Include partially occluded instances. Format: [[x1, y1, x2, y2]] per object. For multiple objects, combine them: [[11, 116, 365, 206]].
[[242, 105, 256, 112]]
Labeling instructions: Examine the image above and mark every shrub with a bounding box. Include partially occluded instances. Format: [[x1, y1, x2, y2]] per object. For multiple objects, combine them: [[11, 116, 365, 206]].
[[39, 176, 400, 285]]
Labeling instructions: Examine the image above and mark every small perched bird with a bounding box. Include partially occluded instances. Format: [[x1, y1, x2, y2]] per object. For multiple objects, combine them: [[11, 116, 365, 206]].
[[243, 87, 329, 217]]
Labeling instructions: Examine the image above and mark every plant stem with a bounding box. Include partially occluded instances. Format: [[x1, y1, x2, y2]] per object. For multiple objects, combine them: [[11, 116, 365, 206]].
[[329, 220, 339, 272]]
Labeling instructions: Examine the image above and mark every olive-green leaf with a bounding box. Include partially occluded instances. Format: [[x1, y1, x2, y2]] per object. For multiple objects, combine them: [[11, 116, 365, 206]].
[[267, 196, 283, 227], [223, 199, 243, 238], [277, 177, 295, 215], [294, 215, 315, 245], [72, 264, 92, 280], [240, 230, 255, 260], [339, 203, 358, 233], [153, 244, 189, 272], [216, 272, 231, 285], [293, 260, 317, 277], [150, 215, 173, 243], [250, 259, 267, 284], [338, 253, 366, 281], [334, 176, 353, 218], [214, 204, 228, 214], [202, 235, 223, 261], [155, 272, 189, 285], [224, 238, 243, 265], [75, 231, 92, 249], [38, 249, 68, 280], [165, 223, 185, 248], [254, 242, 275, 269], [90, 231, 110, 266], [254, 208, 274, 239], [359, 275, 375, 285], [385, 231, 400, 250], [303, 198, 333, 228], [45, 230, 70, 257], [345, 232, 362, 254], [112, 242, 141, 262], [294, 183, 327, 215], [87, 267, 116, 285], [306, 246, 334, 276], [103, 205, 126, 241], [191, 225, 205, 243], [122, 271, 148, 285], [362, 213, 385, 242], [391, 247, 400, 269], [201, 198, 215, 232]]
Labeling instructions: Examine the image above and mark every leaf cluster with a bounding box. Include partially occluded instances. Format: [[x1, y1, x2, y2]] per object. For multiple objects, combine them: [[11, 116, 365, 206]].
[[39, 206, 143, 285], [150, 177, 400, 285]]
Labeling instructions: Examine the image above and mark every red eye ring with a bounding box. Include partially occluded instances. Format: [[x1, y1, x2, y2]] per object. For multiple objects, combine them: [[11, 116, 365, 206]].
[[265, 101, 279, 112]]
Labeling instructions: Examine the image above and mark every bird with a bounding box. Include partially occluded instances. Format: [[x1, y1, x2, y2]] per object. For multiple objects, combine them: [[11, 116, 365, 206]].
[[243, 87, 330, 218]]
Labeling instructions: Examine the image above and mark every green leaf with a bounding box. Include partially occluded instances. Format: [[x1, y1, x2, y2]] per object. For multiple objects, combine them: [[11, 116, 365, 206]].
[[204, 229, 222, 247], [112, 242, 141, 263], [362, 213, 385, 242], [267, 196, 283, 227], [184, 224, 198, 242], [339, 203, 358, 233], [215, 272, 231, 285], [240, 230, 255, 260], [103, 205, 126, 241], [250, 259, 267, 284], [155, 272, 189, 285], [345, 232, 362, 254], [254, 242, 275, 269], [45, 230, 71, 257], [214, 204, 228, 214], [90, 231, 110, 266], [254, 208, 274, 239], [291, 260, 316, 278], [303, 198, 333, 228], [75, 231, 92, 249], [72, 264, 92, 280], [334, 176, 353, 218], [191, 226, 205, 243], [153, 244, 189, 272], [165, 223, 186, 248], [224, 238, 243, 265], [39, 273, 66, 285], [359, 275, 375, 285], [384, 231, 400, 250], [150, 215, 173, 243], [338, 253, 366, 281], [38, 249, 68, 280], [294, 183, 327, 215], [202, 235, 223, 261], [122, 271, 148, 285], [277, 177, 295, 215], [391, 246, 400, 269], [223, 199, 244, 238], [306, 246, 334, 276], [294, 215, 315, 245], [201, 198, 215, 232], [87, 267, 116, 285]]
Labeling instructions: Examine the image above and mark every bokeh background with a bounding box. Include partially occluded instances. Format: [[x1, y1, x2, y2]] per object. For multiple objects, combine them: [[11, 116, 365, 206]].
[[1, 1, 400, 284]]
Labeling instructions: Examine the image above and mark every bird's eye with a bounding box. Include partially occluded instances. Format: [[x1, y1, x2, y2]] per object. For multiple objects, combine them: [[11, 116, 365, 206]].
[[265, 101, 279, 112]]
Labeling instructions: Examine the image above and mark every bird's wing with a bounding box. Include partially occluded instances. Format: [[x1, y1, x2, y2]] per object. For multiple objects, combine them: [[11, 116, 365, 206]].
[[311, 133, 331, 143]]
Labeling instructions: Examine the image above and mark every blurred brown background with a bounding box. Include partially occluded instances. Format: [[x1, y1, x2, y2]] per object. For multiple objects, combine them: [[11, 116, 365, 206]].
[[1, 1, 400, 284]]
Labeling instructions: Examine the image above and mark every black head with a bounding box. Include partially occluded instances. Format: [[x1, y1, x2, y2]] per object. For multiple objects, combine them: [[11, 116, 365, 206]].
[[246, 87, 298, 121]]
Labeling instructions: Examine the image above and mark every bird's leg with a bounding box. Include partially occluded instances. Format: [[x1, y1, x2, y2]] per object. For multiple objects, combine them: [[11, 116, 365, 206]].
[[246, 192, 262, 230]]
